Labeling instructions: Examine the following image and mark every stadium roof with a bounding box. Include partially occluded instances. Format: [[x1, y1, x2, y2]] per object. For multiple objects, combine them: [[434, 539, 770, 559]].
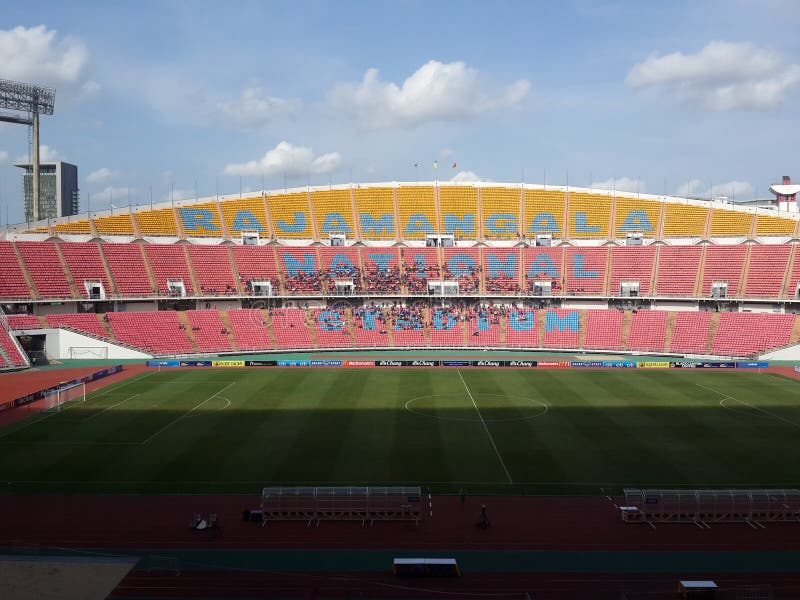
[[770, 184, 800, 196]]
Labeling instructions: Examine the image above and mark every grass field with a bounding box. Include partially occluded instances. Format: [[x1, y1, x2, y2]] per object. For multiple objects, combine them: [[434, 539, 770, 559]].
[[0, 368, 799, 495]]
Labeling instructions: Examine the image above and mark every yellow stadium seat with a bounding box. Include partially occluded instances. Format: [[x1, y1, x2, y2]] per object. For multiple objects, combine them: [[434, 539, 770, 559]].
[[482, 187, 521, 239], [756, 213, 797, 236], [613, 197, 661, 237], [567, 192, 609, 238], [93, 213, 135, 235], [54, 220, 93, 234], [525, 189, 565, 237], [354, 187, 395, 239], [397, 186, 436, 240], [662, 203, 708, 237], [220, 196, 270, 236], [709, 207, 753, 236], [134, 207, 179, 236], [267, 192, 312, 238], [439, 186, 477, 237], [311, 189, 355, 237], [177, 201, 224, 237]]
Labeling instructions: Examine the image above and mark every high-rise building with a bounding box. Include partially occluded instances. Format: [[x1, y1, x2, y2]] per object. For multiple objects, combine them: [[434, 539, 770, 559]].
[[14, 161, 79, 223]]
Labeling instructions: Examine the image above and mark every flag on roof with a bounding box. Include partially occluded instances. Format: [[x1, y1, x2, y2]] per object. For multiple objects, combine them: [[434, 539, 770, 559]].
[[433, 161, 438, 169], [452, 163, 457, 168]]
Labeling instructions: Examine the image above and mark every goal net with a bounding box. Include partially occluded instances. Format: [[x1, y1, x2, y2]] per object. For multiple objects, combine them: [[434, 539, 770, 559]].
[[69, 346, 109, 359], [43, 382, 86, 412]]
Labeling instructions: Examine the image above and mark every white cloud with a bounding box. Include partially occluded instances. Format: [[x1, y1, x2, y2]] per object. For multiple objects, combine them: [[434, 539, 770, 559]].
[[0, 25, 89, 88], [86, 167, 116, 184], [216, 84, 299, 128], [0, 150, 8, 163], [591, 176, 645, 193], [627, 41, 800, 111], [439, 148, 455, 159], [14, 144, 61, 163], [327, 60, 530, 129], [450, 170, 482, 183], [88, 186, 130, 206], [223, 141, 343, 177], [676, 179, 753, 199]]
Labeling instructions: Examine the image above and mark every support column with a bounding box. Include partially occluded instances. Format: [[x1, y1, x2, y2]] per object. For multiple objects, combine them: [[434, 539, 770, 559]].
[[32, 111, 40, 222]]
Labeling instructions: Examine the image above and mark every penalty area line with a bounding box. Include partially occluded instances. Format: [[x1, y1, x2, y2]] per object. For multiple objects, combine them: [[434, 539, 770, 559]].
[[456, 369, 513, 484], [140, 382, 236, 445]]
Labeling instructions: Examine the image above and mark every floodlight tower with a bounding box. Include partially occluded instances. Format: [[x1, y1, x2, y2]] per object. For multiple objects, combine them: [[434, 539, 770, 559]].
[[0, 79, 56, 222]]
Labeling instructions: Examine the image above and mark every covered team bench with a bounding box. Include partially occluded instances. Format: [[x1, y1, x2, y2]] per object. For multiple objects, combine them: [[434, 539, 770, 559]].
[[620, 488, 800, 524], [393, 558, 460, 577], [261, 486, 422, 524]]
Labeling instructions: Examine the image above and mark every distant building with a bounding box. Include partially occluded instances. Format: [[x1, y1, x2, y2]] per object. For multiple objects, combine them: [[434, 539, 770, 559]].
[[769, 176, 800, 213], [14, 161, 79, 222]]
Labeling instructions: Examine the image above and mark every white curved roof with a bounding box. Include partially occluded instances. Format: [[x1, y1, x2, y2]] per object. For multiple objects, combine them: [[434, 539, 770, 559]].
[[770, 184, 800, 196]]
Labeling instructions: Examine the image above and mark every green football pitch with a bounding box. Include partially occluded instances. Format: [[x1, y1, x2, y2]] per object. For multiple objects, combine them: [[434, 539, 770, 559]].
[[0, 368, 799, 495]]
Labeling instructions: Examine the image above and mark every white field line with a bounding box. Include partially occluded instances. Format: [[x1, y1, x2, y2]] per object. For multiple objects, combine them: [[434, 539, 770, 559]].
[[89, 371, 156, 400], [140, 382, 236, 445], [457, 369, 513, 484], [697, 382, 800, 428], [81, 394, 140, 422]]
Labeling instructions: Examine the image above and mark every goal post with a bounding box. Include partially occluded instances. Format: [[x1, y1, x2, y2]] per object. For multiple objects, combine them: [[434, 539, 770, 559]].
[[69, 346, 109, 359], [43, 381, 86, 412]]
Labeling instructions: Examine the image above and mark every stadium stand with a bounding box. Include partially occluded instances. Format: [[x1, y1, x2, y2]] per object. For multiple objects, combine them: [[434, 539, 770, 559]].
[[6, 314, 42, 330], [397, 186, 435, 240], [46, 313, 109, 339], [662, 203, 707, 237], [135, 206, 179, 236], [568, 192, 611, 238], [609, 245, 656, 296], [711, 312, 795, 356], [442, 247, 479, 293], [231, 244, 280, 294], [311, 190, 355, 238], [220, 196, 270, 238], [102, 243, 154, 296], [187, 245, 238, 295], [428, 307, 464, 347], [655, 245, 703, 296], [16, 241, 72, 298], [279, 247, 322, 294], [267, 192, 312, 238], [391, 305, 426, 347], [319, 246, 362, 293], [353, 307, 390, 347], [505, 309, 538, 348], [485, 248, 520, 294], [467, 307, 502, 347], [106, 311, 193, 355], [543, 308, 580, 348], [0, 327, 27, 367], [59, 242, 116, 298], [0, 242, 32, 298], [701, 244, 747, 296], [144, 244, 196, 295], [361, 247, 401, 293], [179, 201, 224, 237], [613, 197, 660, 238], [756, 212, 796, 236], [186, 310, 233, 352], [93, 213, 135, 236], [270, 308, 314, 349], [710, 207, 753, 237], [744, 243, 792, 297], [668, 312, 712, 354], [226, 308, 274, 351], [626, 310, 667, 353], [565, 246, 607, 294], [584, 309, 624, 350], [311, 308, 353, 348], [438, 186, 478, 235], [524, 246, 562, 295], [482, 187, 521, 240], [354, 187, 395, 240], [401, 247, 439, 293], [525, 189, 565, 237]]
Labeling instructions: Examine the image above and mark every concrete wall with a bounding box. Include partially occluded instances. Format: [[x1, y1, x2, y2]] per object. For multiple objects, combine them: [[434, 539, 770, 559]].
[[13, 328, 152, 360]]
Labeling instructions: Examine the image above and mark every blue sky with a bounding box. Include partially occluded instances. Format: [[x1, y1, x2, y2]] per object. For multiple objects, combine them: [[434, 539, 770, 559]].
[[1, 0, 799, 224]]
